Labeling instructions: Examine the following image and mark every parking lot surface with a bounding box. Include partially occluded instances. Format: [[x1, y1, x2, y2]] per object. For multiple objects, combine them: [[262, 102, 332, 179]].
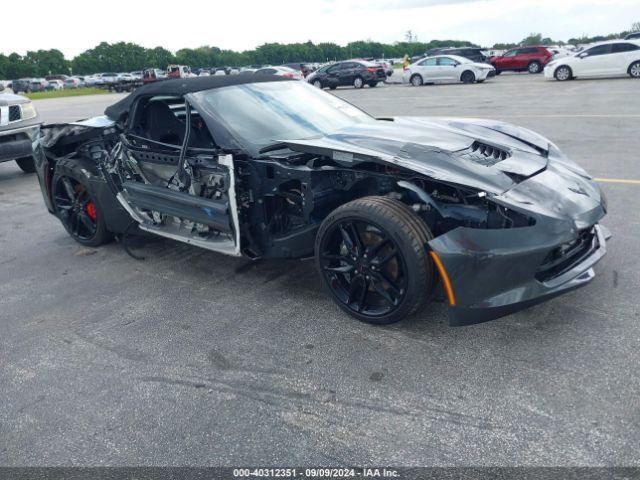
[[1, 74, 639, 466]]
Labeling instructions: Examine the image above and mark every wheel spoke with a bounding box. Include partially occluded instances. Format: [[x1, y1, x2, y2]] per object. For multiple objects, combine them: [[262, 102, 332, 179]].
[[347, 222, 363, 253], [346, 277, 360, 305], [346, 277, 367, 312], [355, 278, 368, 312], [324, 264, 355, 274], [323, 254, 354, 264], [373, 247, 398, 267], [374, 272, 402, 296], [61, 177, 76, 200], [338, 224, 354, 251], [367, 236, 389, 257], [78, 212, 95, 232], [71, 213, 81, 235], [54, 196, 73, 210], [371, 277, 397, 306]]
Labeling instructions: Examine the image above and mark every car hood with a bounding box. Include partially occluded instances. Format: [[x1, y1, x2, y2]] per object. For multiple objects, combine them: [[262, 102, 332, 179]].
[[278, 115, 604, 227], [280, 116, 554, 194]]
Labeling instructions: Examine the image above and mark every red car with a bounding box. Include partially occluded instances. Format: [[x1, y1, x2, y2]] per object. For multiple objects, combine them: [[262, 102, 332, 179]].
[[490, 46, 553, 74]]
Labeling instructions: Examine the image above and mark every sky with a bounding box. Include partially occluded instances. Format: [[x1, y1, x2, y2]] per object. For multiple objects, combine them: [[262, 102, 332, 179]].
[[3, 0, 638, 58]]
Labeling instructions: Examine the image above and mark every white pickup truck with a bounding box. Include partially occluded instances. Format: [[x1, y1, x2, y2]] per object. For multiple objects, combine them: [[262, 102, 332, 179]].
[[0, 84, 41, 173]]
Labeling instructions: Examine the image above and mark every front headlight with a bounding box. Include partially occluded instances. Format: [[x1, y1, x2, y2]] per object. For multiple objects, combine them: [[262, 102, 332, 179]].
[[20, 102, 37, 120]]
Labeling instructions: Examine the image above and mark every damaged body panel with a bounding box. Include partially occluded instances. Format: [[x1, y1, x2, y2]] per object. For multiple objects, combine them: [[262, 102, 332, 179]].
[[34, 76, 608, 326]]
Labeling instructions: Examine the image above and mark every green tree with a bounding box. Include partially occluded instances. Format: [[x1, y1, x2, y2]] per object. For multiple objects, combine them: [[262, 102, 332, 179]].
[[521, 33, 544, 45], [23, 49, 69, 76]]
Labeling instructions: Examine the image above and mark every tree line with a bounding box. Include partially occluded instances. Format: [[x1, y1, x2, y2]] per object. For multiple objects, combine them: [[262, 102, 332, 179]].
[[1, 23, 638, 79], [0, 40, 474, 78]]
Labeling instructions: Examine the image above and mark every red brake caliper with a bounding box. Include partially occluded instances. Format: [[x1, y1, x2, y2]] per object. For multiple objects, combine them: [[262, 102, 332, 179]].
[[85, 202, 97, 222]]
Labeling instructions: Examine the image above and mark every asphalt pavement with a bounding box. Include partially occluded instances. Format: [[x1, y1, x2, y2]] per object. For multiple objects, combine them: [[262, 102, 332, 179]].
[[1, 74, 639, 466]]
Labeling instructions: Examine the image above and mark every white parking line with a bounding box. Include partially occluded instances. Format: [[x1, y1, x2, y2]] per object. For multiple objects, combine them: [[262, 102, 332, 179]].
[[595, 178, 640, 185], [499, 114, 640, 118]]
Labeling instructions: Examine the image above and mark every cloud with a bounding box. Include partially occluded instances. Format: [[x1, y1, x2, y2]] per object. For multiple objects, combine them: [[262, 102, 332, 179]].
[[357, 0, 486, 8], [1, 0, 637, 58]]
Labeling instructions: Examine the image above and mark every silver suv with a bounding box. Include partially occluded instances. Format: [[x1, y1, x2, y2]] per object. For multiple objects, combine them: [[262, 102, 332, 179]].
[[0, 84, 41, 173]]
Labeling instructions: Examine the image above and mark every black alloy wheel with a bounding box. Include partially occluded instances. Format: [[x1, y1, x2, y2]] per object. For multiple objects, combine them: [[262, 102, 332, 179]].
[[316, 197, 435, 324], [52, 173, 109, 246]]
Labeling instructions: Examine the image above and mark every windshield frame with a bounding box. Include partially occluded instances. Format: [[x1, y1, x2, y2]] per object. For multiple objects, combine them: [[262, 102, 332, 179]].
[[189, 81, 375, 156]]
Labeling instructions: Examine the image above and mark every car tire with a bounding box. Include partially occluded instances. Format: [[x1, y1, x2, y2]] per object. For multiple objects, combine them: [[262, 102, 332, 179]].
[[353, 76, 364, 89], [629, 61, 640, 78], [461, 70, 476, 84], [15, 156, 36, 173], [554, 65, 573, 81], [329, 85, 337, 90], [410, 74, 423, 86], [368, 82, 378, 87], [315, 196, 435, 325], [313, 79, 323, 88], [528, 61, 542, 74], [494, 69, 501, 75], [52, 162, 112, 247], [476, 79, 485, 83]]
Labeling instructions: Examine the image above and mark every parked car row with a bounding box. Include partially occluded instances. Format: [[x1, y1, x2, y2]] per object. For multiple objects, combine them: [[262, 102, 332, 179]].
[[400, 39, 640, 86], [6, 38, 637, 96]]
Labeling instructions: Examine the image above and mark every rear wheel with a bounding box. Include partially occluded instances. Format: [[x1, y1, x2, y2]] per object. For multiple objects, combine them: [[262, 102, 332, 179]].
[[629, 61, 640, 78], [353, 76, 364, 89], [410, 74, 423, 86], [15, 156, 36, 173], [554, 65, 572, 81], [461, 70, 476, 84], [315, 196, 435, 325], [368, 82, 378, 87], [528, 61, 542, 74], [52, 167, 111, 247]]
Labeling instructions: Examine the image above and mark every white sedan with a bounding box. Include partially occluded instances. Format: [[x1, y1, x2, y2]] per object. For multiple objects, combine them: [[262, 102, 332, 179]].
[[402, 55, 495, 86], [544, 40, 640, 81]]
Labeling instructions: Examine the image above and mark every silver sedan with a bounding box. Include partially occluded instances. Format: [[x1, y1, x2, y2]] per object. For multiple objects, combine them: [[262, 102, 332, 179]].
[[402, 55, 495, 85]]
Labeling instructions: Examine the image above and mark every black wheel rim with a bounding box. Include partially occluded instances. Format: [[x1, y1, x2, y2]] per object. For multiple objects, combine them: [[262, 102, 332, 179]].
[[53, 176, 97, 241], [320, 219, 407, 317]]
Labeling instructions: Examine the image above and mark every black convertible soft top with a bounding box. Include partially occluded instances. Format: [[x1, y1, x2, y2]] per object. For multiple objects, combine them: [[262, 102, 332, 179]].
[[104, 75, 293, 122]]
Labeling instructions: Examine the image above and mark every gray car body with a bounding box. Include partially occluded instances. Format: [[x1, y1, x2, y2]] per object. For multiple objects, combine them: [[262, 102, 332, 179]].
[[36, 83, 607, 326], [0, 90, 41, 163]]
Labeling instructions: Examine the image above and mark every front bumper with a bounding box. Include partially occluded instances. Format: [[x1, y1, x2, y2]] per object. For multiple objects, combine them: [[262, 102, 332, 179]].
[[0, 124, 40, 162], [429, 223, 609, 326], [476, 69, 494, 80], [543, 66, 556, 80]]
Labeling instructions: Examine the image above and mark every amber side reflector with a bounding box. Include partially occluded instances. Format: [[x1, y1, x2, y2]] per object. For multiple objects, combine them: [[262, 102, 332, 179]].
[[429, 251, 456, 306]]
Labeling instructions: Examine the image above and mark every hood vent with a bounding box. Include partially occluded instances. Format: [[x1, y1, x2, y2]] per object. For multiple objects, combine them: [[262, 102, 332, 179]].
[[463, 141, 511, 166]]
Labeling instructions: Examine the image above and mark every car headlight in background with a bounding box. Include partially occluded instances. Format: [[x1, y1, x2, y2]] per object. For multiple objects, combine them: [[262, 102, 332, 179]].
[[20, 102, 37, 120]]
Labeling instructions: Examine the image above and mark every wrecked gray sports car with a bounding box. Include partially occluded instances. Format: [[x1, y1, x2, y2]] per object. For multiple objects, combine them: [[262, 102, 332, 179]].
[[34, 76, 608, 326]]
